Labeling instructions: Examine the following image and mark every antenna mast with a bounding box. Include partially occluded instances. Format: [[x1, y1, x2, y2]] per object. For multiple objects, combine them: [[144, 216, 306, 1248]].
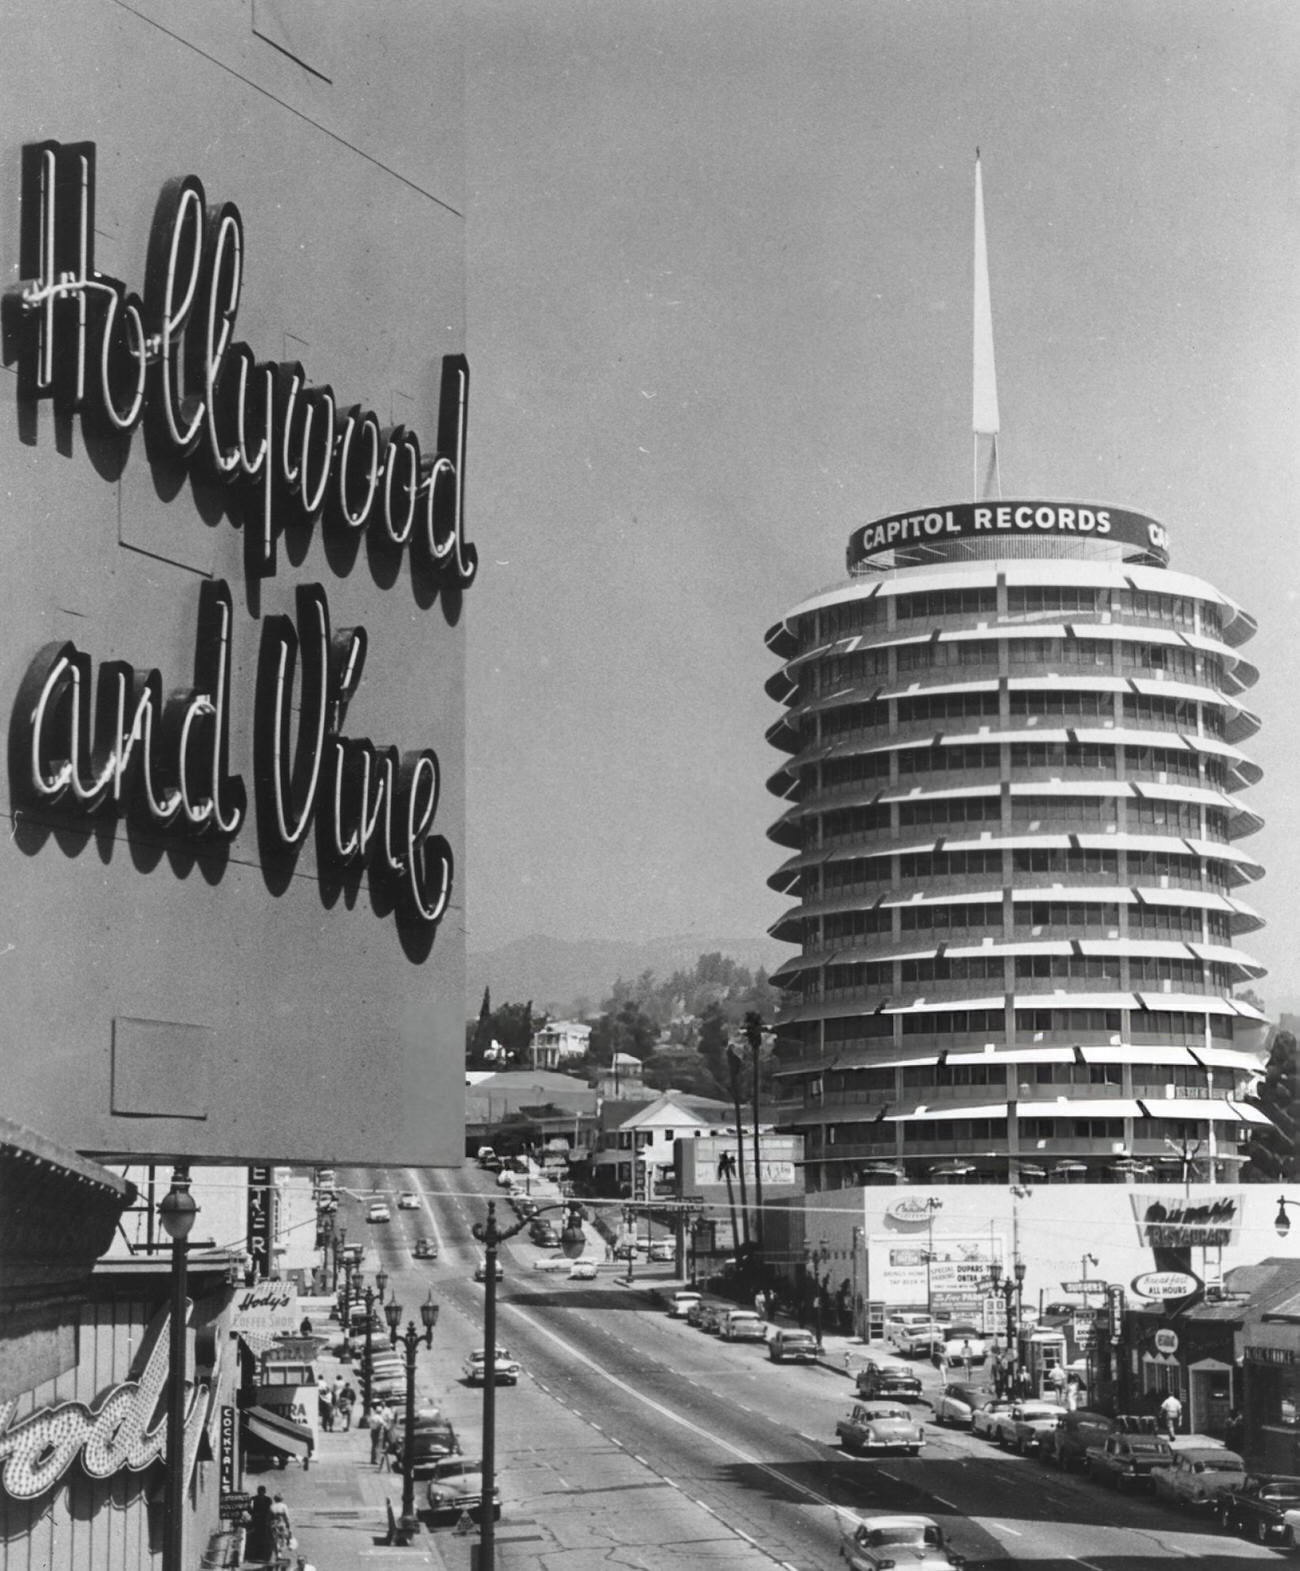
[[973, 150, 1002, 500]]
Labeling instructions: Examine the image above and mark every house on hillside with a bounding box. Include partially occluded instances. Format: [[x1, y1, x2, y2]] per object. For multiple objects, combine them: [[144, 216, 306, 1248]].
[[529, 1019, 592, 1069], [589, 1090, 732, 1199]]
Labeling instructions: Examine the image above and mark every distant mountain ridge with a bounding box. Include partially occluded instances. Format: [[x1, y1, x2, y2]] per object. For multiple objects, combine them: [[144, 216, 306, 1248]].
[[466, 932, 789, 1018]]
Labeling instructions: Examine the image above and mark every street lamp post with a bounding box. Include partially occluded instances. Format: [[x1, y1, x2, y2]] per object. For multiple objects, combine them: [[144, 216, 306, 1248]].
[[383, 1290, 439, 1534], [922, 1197, 942, 1322], [158, 1166, 198, 1571], [473, 1197, 585, 1570], [361, 1273, 388, 1410], [1275, 1197, 1300, 1236]]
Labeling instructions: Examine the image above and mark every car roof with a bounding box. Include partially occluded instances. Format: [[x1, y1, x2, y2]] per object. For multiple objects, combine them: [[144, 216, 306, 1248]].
[[855, 1514, 938, 1529]]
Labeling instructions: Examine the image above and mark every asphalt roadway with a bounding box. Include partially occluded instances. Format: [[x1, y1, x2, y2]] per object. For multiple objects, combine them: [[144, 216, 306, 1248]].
[[220, 1168, 1288, 1571]]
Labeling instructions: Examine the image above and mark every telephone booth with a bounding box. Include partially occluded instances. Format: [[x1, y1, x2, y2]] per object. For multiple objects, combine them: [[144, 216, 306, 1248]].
[[1019, 1329, 1068, 1398]]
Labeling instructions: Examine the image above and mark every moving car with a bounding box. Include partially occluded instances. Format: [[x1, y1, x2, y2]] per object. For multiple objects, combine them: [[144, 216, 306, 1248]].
[[855, 1360, 924, 1402], [668, 1291, 701, 1318], [836, 1402, 925, 1456], [1216, 1474, 1300, 1544], [425, 1456, 501, 1525], [366, 1202, 391, 1223], [768, 1327, 820, 1363], [462, 1347, 523, 1386], [568, 1259, 598, 1280], [398, 1190, 421, 1210], [931, 1383, 986, 1428], [648, 1240, 674, 1262], [1084, 1433, 1173, 1490], [970, 1397, 1015, 1440], [990, 1400, 1063, 1455], [532, 1254, 571, 1273], [720, 1309, 767, 1342], [1151, 1446, 1246, 1511], [412, 1237, 438, 1260], [473, 1259, 504, 1283], [840, 1514, 966, 1571]]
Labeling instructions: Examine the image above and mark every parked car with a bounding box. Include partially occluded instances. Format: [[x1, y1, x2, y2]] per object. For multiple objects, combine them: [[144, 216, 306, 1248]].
[[694, 1303, 726, 1334], [836, 1402, 925, 1457], [366, 1202, 391, 1223], [931, 1383, 985, 1428], [970, 1397, 1016, 1440], [939, 1323, 988, 1368], [855, 1361, 924, 1403], [389, 1417, 459, 1476], [1151, 1447, 1246, 1511], [412, 1237, 438, 1260], [1085, 1433, 1173, 1491], [720, 1309, 767, 1342], [768, 1327, 820, 1363], [425, 1456, 501, 1524], [568, 1259, 598, 1281], [473, 1259, 504, 1283], [990, 1400, 1063, 1455], [668, 1291, 702, 1319], [1048, 1408, 1117, 1472], [398, 1190, 420, 1210], [463, 1347, 523, 1385], [1216, 1474, 1300, 1545], [887, 1316, 945, 1357], [840, 1514, 967, 1571]]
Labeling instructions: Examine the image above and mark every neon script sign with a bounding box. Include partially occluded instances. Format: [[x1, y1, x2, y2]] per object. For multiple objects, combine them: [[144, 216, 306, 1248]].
[[0, 1309, 208, 1502], [7, 140, 466, 930], [11, 140, 477, 585]]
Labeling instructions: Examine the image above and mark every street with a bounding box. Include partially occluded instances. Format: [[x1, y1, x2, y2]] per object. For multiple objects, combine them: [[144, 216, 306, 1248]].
[[336, 1166, 1286, 1571]]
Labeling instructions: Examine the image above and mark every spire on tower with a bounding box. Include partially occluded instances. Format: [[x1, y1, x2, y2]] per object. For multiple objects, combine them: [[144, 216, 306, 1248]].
[[973, 151, 1001, 500]]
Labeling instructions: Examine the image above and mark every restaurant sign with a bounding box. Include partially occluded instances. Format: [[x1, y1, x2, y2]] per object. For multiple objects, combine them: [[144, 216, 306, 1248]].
[[1130, 1193, 1240, 1248]]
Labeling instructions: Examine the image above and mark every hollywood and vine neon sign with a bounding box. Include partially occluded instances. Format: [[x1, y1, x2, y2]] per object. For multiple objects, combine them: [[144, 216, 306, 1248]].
[[6, 141, 477, 930]]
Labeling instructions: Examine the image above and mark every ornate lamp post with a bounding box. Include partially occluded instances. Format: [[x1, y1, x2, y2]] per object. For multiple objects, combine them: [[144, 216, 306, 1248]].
[[158, 1166, 198, 1571], [472, 1197, 586, 1569], [361, 1271, 388, 1409], [1274, 1197, 1300, 1236], [331, 1226, 348, 1290], [384, 1290, 439, 1534], [922, 1196, 942, 1322]]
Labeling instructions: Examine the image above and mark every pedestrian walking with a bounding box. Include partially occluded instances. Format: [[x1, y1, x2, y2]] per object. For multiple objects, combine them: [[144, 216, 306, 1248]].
[[369, 1402, 388, 1466], [338, 1380, 356, 1430], [1159, 1391, 1183, 1441], [245, 1485, 276, 1564], [269, 1492, 293, 1570], [318, 1381, 334, 1432], [1049, 1362, 1067, 1404]]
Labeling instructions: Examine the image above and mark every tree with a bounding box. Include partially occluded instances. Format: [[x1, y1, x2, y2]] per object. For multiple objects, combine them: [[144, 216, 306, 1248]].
[[1243, 1029, 1299, 1182]]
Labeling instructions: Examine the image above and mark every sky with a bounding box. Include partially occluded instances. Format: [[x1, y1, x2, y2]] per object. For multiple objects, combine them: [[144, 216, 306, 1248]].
[[462, 0, 1300, 1012]]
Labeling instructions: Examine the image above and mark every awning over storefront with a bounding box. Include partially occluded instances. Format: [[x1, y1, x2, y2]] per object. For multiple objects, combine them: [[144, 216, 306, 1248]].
[[243, 1405, 313, 1460]]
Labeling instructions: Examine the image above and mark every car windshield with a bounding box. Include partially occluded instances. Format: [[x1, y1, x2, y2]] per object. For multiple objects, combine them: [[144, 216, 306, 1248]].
[[1127, 1441, 1169, 1455], [946, 1326, 980, 1337], [1265, 1485, 1300, 1502], [864, 1406, 909, 1420], [867, 1526, 940, 1548]]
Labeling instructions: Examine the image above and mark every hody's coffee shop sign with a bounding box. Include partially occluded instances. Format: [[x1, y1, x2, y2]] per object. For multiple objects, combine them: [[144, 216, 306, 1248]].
[[6, 141, 477, 931], [0, 1309, 208, 1501]]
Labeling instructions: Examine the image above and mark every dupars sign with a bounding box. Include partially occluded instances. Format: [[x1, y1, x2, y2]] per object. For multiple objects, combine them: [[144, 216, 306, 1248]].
[[847, 499, 1170, 570]]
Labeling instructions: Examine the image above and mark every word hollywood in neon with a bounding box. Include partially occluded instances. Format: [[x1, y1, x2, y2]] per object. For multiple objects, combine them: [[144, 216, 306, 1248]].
[[0, 1309, 208, 1502], [10, 139, 477, 586]]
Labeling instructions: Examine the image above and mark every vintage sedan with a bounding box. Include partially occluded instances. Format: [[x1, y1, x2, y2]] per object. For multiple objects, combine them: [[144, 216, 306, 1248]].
[[412, 1237, 438, 1260], [366, 1202, 391, 1223], [840, 1513, 966, 1571], [568, 1259, 598, 1280], [472, 1258, 504, 1283], [462, 1347, 523, 1386], [970, 1397, 1016, 1440], [855, 1360, 924, 1403], [836, 1401, 926, 1457], [533, 1253, 572, 1273], [931, 1383, 986, 1429], [939, 1323, 988, 1368], [1151, 1447, 1245, 1511], [1085, 1433, 1173, 1491], [398, 1189, 421, 1210], [889, 1318, 945, 1357], [668, 1291, 702, 1318], [990, 1400, 1064, 1455], [425, 1456, 501, 1524], [1216, 1473, 1300, 1545]]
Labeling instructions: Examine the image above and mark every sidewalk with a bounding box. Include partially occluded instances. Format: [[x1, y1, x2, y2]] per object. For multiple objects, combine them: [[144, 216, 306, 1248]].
[[225, 1353, 453, 1571]]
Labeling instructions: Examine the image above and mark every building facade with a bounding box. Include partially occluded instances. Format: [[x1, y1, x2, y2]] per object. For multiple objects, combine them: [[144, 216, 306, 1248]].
[[765, 501, 1268, 1189]]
